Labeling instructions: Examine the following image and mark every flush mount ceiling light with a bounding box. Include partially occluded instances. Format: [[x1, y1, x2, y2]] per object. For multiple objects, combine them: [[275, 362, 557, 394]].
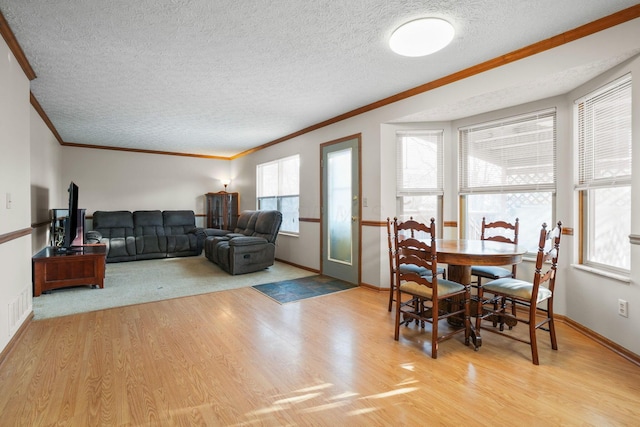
[[389, 18, 455, 57]]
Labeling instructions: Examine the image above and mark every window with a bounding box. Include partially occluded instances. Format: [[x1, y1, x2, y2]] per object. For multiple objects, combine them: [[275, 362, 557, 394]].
[[396, 130, 444, 230], [257, 155, 300, 234], [459, 109, 556, 252], [575, 74, 631, 272]]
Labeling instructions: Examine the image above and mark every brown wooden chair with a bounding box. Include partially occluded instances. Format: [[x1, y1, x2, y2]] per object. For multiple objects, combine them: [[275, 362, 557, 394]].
[[386, 217, 445, 312], [471, 217, 520, 286], [392, 217, 472, 358], [471, 217, 519, 327], [476, 221, 562, 365]]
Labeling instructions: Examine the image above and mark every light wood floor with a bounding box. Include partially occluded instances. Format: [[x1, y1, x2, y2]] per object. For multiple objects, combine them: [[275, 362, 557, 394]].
[[1, 286, 639, 426]]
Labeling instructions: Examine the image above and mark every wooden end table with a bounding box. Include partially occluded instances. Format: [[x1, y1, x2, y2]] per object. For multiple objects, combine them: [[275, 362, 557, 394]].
[[32, 245, 107, 296]]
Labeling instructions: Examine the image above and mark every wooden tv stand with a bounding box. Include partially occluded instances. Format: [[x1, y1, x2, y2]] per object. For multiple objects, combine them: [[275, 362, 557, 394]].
[[32, 245, 107, 297]]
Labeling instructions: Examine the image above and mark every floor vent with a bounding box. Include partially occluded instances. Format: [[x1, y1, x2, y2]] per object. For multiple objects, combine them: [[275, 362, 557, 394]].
[[9, 287, 31, 337]]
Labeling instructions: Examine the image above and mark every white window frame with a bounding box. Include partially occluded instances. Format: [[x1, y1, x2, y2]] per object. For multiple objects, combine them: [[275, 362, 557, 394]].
[[575, 74, 632, 274], [396, 130, 444, 233], [256, 154, 300, 234], [459, 108, 557, 252]]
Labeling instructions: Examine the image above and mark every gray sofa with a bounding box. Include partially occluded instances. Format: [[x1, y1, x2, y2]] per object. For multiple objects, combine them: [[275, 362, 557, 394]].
[[88, 210, 205, 262], [204, 210, 282, 275]]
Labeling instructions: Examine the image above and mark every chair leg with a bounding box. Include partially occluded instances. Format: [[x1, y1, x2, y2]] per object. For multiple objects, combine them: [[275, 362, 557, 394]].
[[548, 299, 558, 351], [464, 287, 471, 346], [431, 302, 439, 359], [388, 280, 395, 312], [498, 297, 508, 331], [549, 318, 558, 351], [394, 287, 402, 341], [529, 307, 540, 365], [495, 297, 503, 331], [475, 286, 484, 340], [508, 298, 517, 329]]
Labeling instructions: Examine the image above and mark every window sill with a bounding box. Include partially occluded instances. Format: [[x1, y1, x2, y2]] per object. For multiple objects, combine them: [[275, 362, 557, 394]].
[[571, 264, 630, 284], [278, 231, 299, 238]]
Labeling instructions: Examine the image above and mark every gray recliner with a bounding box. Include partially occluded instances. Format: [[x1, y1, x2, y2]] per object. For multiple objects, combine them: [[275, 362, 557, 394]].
[[204, 210, 282, 275]]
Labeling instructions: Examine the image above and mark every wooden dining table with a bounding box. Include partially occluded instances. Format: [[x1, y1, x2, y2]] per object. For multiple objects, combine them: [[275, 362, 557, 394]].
[[432, 239, 528, 347], [436, 239, 527, 286]]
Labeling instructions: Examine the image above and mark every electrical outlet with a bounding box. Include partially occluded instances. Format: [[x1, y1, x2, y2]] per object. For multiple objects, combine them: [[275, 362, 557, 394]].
[[618, 299, 628, 318]]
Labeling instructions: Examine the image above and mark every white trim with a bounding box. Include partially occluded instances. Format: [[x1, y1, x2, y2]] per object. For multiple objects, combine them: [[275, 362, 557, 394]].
[[572, 264, 631, 284]]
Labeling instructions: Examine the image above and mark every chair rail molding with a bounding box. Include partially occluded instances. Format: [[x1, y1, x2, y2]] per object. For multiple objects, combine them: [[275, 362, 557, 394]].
[[0, 228, 32, 245]]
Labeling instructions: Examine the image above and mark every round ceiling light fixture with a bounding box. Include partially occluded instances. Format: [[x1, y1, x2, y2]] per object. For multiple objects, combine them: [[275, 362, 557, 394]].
[[389, 18, 455, 57]]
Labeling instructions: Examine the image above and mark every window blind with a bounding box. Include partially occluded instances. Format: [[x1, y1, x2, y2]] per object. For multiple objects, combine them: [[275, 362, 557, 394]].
[[459, 108, 556, 194], [257, 154, 300, 198], [396, 130, 443, 195], [576, 74, 632, 189]]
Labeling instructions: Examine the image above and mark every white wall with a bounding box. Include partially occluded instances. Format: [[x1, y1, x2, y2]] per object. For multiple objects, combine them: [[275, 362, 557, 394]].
[[59, 148, 231, 228], [0, 37, 33, 352], [30, 106, 63, 251]]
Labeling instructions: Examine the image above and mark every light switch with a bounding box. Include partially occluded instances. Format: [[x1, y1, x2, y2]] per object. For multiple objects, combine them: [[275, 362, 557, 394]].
[[6, 192, 12, 209]]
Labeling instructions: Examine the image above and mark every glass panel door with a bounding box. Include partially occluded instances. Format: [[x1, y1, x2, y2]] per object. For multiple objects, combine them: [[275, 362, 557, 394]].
[[321, 136, 360, 284]]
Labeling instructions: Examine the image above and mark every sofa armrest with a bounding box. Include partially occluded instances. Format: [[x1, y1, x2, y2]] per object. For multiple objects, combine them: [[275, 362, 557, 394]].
[[190, 227, 210, 239], [226, 233, 247, 239], [85, 230, 102, 244], [229, 236, 269, 247], [203, 228, 231, 237]]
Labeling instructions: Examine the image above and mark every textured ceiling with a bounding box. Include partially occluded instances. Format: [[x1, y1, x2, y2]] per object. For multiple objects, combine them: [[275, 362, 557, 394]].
[[0, 0, 639, 158]]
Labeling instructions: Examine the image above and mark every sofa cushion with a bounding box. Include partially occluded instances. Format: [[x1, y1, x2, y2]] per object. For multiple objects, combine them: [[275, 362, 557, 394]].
[[93, 210, 134, 231], [163, 210, 201, 257], [233, 211, 256, 234], [92, 211, 136, 261], [134, 210, 167, 257], [253, 211, 283, 243], [167, 234, 198, 254], [243, 212, 259, 235], [134, 210, 165, 234], [163, 210, 197, 234]]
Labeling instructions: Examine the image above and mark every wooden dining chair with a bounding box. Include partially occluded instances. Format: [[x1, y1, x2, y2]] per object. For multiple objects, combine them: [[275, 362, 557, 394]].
[[386, 217, 445, 312], [471, 217, 519, 326], [392, 217, 472, 358], [476, 221, 562, 365], [471, 217, 520, 286]]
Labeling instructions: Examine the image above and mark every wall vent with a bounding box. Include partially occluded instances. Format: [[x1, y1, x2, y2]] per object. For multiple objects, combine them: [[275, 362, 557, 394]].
[[8, 287, 31, 337]]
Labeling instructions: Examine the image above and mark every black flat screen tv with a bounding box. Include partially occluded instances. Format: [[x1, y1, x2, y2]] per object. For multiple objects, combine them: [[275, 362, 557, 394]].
[[59, 181, 80, 252]]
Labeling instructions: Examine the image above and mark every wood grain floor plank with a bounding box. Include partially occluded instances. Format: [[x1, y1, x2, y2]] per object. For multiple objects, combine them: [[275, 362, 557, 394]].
[[1, 286, 639, 425]]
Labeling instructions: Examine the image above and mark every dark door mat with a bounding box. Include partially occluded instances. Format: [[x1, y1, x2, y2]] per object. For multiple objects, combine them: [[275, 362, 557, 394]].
[[252, 275, 358, 304]]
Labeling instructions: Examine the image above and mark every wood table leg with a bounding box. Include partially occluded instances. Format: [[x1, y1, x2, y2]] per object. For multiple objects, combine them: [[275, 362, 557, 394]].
[[446, 264, 481, 348], [447, 264, 471, 286]]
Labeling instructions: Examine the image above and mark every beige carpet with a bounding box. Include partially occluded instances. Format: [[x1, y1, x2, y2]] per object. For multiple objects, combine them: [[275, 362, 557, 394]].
[[32, 255, 315, 320]]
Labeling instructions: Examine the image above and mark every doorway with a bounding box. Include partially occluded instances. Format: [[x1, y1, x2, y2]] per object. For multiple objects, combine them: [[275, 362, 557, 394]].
[[321, 135, 361, 284]]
